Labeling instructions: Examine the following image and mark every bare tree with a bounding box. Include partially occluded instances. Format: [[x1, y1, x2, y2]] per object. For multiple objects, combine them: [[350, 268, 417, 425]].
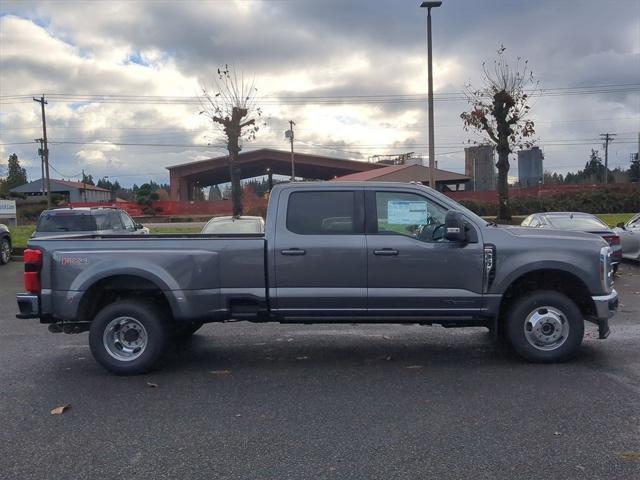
[[461, 46, 538, 221], [200, 65, 262, 217]]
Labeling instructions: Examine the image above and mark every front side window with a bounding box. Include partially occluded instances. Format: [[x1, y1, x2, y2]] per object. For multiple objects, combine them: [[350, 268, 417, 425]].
[[93, 213, 112, 230], [119, 211, 136, 230], [287, 191, 357, 235], [374, 191, 448, 243]]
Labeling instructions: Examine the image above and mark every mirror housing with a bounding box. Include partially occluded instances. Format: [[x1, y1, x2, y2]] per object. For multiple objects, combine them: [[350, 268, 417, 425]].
[[444, 211, 468, 242], [616, 222, 625, 229], [135, 223, 143, 230]]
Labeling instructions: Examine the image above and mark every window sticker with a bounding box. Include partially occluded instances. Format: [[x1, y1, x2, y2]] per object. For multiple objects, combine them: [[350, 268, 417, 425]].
[[387, 200, 428, 225]]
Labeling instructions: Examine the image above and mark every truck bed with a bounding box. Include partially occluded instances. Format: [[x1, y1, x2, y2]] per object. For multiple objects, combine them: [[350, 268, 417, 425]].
[[28, 234, 268, 323]]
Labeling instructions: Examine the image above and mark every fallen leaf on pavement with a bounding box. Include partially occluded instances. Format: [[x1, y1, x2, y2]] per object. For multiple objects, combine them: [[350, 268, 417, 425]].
[[50, 404, 71, 415], [146, 382, 159, 388], [617, 452, 640, 460]]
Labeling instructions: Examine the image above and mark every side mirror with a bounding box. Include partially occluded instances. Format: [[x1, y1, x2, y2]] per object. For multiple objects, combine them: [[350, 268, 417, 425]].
[[445, 211, 468, 242], [135, 223, 143, 230], [616, 222, 625, 229]]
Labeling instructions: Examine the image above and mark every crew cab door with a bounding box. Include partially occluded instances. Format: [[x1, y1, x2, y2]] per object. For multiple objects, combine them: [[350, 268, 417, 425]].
[[273, 188, 366, 316], [365, 188, 484, 316]]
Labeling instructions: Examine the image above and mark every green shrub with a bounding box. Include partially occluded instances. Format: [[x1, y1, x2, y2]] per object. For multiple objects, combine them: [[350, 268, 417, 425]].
[[458, 187, 639, 216]]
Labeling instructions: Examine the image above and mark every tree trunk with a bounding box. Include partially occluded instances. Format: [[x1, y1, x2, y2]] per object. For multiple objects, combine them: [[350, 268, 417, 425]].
[[228, 150, 243, 217], [496, 148, 511, 221]]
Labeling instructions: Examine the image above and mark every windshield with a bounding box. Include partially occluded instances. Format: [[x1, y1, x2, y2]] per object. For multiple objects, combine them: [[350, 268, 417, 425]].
[[418, 185, 486, 226], [37, 212, 96, 232], [546, 215, 608, 231], [202, 219, 262, 234]]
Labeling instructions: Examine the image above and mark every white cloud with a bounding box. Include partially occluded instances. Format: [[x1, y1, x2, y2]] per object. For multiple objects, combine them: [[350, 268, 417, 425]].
[[0, 0, 638, 186]]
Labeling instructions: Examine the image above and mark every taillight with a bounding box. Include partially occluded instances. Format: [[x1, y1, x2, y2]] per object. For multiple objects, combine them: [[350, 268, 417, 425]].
[[23, 248, 42, 294], [603, 235, 621, 257]]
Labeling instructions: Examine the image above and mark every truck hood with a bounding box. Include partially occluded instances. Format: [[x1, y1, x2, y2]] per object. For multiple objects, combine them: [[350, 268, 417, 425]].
[[501, 226, 607, 244]]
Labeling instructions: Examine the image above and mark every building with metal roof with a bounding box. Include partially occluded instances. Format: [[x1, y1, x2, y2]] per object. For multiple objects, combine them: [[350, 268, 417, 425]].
[[10, 178, 111, 202], [332, 163, 470, 191]]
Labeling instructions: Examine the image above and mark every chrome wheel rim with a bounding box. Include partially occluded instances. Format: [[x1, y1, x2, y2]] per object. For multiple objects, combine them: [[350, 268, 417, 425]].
[[103, 316, 148, 361], [524, 306, 569, 351], [0, 240, 9, 263]]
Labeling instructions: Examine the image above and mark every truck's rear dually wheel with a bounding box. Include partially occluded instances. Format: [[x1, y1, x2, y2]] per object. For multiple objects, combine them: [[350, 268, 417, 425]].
[[505, 290, 584, 363], [89, 300, 169, 375]]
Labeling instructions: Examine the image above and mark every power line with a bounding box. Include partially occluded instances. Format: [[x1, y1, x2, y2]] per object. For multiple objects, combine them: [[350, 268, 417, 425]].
[[1, 83, 638, 105]]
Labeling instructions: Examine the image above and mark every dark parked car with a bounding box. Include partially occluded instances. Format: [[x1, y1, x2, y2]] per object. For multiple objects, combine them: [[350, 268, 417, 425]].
[[0, 223, 11, 265], [33, 207, 149, 238], [521, 212, 622, 271]]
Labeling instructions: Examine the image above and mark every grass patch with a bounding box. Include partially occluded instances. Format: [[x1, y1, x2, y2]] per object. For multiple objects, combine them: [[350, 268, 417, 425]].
[[595, 213, 635, 227], [8, 225, 36, 250]]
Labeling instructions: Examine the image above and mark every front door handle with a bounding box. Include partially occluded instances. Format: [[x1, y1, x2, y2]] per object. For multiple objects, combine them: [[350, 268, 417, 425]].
[[281, 248, 306, 256], [373, 248, 399, 256]]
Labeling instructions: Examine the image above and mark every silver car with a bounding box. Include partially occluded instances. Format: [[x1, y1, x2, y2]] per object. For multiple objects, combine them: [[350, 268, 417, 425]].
[[614, 213, 640, 261], [33, 207, 149, 238], [201, 215, 265, 234]]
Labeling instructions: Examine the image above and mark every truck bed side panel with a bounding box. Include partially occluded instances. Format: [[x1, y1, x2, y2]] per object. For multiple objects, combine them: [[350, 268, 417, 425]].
[[31, 236, 266, 322]]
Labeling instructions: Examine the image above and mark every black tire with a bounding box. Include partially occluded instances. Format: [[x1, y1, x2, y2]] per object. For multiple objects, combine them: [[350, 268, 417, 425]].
[[89, 300, 169, 375], [505, 290, 584, 363], [171, 322, 203, 339], [0, 238, 10, 265]]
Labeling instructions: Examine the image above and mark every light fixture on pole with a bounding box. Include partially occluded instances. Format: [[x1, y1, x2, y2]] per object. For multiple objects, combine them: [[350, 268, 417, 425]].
[[420, 1, 442, 190]]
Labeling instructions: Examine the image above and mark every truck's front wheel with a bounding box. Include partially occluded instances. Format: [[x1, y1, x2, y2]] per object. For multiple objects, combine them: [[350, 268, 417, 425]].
[[89, 300, 169, 375], [505, 291, 584, 363]]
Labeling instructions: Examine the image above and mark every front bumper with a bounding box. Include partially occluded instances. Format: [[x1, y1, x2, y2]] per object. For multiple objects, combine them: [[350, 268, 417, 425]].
[[592, 289, 619, 320], [591, 289, 618, 339], [16, 293, 40, 319]]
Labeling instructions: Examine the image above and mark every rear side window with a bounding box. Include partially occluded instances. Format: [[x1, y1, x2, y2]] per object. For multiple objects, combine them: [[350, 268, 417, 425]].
[[109, 211, 124, 231], [37, 212, 96, 232], [287, 191, 358, 235]]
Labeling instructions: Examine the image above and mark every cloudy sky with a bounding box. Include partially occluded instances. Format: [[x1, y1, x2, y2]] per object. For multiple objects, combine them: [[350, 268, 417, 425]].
[[0, 0, 639, 187]]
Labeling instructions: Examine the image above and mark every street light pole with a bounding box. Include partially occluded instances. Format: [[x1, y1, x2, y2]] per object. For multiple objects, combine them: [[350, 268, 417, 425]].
[[420, 1, 442, 191]]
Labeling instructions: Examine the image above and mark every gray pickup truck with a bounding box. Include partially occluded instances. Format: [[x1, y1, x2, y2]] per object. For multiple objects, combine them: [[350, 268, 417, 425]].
[[17, 182, 619, 374]]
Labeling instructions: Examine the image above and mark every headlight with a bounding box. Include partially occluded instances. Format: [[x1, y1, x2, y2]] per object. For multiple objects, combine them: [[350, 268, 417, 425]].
[[600, 246, 613, 293]]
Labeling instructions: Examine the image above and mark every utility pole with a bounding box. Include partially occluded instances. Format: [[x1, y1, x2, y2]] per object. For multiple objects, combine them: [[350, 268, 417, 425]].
[[33, 95, 51, 207], [285, 120, 296, 181], [600, 133, 616, 184], [35, 138, 45, 196], [82, 169, 87, 202]]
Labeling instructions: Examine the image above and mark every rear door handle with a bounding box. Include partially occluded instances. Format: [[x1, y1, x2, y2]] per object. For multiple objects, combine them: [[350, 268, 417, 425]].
[[281, 248, 306, 256], [373, 249, 399, 256]]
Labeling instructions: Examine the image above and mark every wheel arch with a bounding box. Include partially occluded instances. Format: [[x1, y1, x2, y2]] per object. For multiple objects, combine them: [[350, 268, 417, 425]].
[[77, 274, 178, 324], [498, 268, 596, 323]]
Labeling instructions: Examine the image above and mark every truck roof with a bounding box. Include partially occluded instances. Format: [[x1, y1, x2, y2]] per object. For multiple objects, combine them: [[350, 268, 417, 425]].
[[271, 181, 435, 191]]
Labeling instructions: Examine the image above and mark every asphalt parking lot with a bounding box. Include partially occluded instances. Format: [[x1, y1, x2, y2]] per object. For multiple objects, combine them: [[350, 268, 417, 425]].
[[1, 261, 639, 480]]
